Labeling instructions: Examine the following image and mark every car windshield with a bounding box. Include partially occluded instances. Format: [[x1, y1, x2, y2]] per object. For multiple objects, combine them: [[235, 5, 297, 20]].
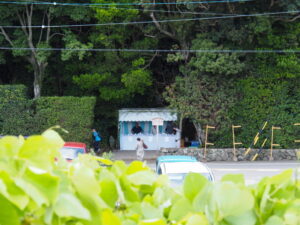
[[168, 172, 213, 186], [60, 147, 84, 160]]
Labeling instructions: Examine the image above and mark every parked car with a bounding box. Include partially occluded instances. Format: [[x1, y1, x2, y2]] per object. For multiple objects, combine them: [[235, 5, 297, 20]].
[[156, 155, 215, 186], [59, 142, 87, 162]]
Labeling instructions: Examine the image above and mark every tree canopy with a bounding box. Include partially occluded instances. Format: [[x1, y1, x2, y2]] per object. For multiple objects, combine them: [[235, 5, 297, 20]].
[[0, 0, 299, 147]]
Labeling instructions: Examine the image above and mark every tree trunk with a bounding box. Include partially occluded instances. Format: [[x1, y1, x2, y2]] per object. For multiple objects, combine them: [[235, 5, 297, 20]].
[[33, 71, 42, 98], [22, 5, 49, 98], [178, 115, 184, 144], [179, 115, 183, 136], [30, 56, 47, 98], [1, 5, 52, 98], [193, 121, 205, 146]]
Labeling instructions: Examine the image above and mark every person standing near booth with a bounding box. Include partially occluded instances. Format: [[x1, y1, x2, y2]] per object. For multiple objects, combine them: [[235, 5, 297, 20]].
[[136, 137, 147, 161], [152, 125, 157, 135], [165, 121, 175, 134]]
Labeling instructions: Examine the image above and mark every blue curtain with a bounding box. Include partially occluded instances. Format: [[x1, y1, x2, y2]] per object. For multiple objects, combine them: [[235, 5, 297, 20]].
[[140, 122, 145, 133], [123, 122, 129, 135], [149, 122, 152, 134], [159, 124, 163, 133]]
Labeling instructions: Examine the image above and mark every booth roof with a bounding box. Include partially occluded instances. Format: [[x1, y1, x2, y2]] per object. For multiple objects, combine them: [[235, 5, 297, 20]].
[[119, 108, 177, 122]]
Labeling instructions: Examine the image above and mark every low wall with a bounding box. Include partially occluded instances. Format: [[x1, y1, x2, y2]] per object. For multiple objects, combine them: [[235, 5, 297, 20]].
[[160, 148, 300, 161]]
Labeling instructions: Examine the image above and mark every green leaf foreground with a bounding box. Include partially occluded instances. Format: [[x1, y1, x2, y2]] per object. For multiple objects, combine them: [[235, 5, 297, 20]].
[[0, 131, 299, 225]]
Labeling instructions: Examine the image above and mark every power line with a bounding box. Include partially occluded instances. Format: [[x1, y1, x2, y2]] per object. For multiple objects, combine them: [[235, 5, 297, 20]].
[[90, 6, 235, 16], [0, 0, 251, 6], [0, 47, 299, 53], [0, 10, 299, 28], [0, 0, 248, 16]]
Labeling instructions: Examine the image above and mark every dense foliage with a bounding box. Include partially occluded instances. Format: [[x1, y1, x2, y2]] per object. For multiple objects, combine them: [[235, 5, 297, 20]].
[[0, 0, 299, 147], [0, 85, 96, 144], [0, 85, 33, 136], [0, 131, 299, 225], [226, 77, 300, 148], [33, 96, 96, 144], [0, 1, 93, 98]]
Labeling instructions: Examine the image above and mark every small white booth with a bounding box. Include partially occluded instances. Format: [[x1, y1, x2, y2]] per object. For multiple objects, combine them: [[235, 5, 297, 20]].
[[119, 108, 180, 150]]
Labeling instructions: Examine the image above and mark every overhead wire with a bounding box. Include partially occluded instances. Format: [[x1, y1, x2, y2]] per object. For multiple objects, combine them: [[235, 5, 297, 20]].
[[0, 47, 299, 53], [0, 1, 294, 17], [77, 5, 237, 16], [0, 0, 249, 16], [0, 1, 298, 55], [0, 0, 249, 15], [0, 0, 251, 6], [0, 10, 299, 28]]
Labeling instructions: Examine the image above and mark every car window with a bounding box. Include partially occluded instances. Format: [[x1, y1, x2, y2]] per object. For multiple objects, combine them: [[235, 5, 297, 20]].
[[201, 173, 213, 181], [60, 147, 84, 160], [168, 173, 186, 187], [168, 172, 213, 187]]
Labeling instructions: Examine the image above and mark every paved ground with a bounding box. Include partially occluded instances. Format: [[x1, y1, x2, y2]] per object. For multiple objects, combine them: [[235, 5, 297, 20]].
[[112, 150, 159, 161], [145, 161, 300, 185], [112, 151, 299, 185], [206, 161, 299, 185]]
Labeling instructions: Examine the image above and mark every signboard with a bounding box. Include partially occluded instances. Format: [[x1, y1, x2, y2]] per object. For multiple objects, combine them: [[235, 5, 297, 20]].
[[152, 117, 164, 126]]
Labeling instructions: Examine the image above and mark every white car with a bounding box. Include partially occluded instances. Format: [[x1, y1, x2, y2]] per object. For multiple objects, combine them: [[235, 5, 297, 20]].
[[156, 155, 215, 186]]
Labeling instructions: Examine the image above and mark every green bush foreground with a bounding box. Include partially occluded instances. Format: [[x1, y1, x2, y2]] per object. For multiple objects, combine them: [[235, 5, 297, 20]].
[[0, 131, 299, 225]]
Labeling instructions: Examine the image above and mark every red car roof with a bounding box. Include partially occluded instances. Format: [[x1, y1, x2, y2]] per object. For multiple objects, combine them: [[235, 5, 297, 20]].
[[64, 142, 87, 149]]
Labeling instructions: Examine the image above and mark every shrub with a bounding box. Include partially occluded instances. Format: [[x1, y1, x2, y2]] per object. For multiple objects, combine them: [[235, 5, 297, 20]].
[[217, 77, 300, 148], [0, 131, 299, 225], [0, 85, 33, 136], [0, 85, 96, 144], [33, 96, 96, 144]]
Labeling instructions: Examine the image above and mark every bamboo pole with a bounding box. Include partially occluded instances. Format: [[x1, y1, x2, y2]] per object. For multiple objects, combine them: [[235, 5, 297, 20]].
[[204, 125, 215, 160], [232, 125, 242, 161], [270, 126, 281, 161]]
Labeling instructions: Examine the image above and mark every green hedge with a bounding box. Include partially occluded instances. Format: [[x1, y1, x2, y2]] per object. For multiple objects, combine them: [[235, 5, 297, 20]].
[[0, 85, 96, 145], [0, 85, 33, 136], [33, 96, 96, 144], [214, 77, 300, 148]]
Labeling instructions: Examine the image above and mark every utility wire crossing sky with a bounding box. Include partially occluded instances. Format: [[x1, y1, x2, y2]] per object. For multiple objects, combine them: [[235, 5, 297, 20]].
[[0, 47, 299, 54], [0, 10, 299, 28], [0, 0, 251, 6], [0, 0, 253, 15], [0, 1, 298, 54]]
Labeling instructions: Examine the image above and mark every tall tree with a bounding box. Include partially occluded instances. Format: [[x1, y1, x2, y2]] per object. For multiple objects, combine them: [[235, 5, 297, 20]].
[[164, 38, 243, 143], [0, 1, 92, 98], [72, 1, 157, 102]]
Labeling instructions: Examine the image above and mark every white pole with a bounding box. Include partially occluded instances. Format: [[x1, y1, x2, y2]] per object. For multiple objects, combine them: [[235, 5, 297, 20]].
[[156, 125, 159, 150]]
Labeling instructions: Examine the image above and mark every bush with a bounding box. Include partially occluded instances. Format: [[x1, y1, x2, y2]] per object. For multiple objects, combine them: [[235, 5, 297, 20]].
[[0, 85, 97, 144], [33, 96, 96, 144], [0, 131, 299, 225], [0, 85, 33, 136], [239, 78, 299, 148], [216, 77, 300, 148]]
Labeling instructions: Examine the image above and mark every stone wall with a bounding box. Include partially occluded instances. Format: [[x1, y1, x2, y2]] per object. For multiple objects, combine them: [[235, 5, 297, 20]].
[[160, 148, 300, 161]]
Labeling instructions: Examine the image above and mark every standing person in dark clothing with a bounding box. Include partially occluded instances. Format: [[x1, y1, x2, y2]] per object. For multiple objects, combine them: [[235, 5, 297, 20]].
[[92, 129, 101, 154], [165, 121, 179, 135], [165, 121, 175, 134], [131, 122, 143, 134]]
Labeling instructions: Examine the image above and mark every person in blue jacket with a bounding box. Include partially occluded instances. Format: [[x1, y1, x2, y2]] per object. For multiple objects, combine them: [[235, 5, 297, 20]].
[[92, 129, 101, 154]]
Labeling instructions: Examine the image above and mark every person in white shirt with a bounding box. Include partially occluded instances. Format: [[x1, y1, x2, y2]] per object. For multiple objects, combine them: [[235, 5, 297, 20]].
[[135, 137, 145, 161]]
